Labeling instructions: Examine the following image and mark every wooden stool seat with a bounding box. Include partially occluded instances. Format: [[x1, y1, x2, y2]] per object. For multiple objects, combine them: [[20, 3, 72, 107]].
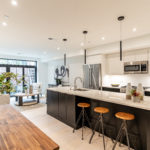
[[115, 112, 135, 121], [94, 107, 109, 114], [77, 103, 90, 108]]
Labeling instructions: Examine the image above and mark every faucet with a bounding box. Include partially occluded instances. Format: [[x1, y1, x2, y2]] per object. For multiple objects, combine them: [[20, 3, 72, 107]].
[[74, 77, 83, 90]]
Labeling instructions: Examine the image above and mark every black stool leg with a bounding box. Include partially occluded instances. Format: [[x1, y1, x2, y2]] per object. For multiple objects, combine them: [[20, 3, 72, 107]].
[[100, 113, 106, 150], [112, 120, 131, 150], [73, 109, 83, 133], [124, 120, 130, 150], [82, 108, 85, 140], [84, 110, 92, 129], [112, 122, 124, 150], [89, 117, 100, 144], [119, 131, 125, 147]]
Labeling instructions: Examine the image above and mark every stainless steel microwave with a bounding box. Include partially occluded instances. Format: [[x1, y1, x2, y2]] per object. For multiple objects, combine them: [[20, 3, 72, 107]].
[[124, 61, 148, 74]]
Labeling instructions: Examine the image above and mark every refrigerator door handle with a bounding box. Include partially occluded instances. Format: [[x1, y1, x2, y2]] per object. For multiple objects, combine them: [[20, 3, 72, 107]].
[[89, 68, 91, 88], [91, 67, 93, 89]]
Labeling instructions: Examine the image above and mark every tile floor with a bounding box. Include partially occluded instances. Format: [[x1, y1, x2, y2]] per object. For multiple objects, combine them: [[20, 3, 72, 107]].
[[21, 105, 132, 150]]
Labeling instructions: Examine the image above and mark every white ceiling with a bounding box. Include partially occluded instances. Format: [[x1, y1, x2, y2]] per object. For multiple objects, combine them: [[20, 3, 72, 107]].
[[0, 0, 150, 61]]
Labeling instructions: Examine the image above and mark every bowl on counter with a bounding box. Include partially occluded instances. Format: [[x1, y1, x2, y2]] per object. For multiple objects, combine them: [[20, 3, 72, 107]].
[[111, 84, 120, 87]]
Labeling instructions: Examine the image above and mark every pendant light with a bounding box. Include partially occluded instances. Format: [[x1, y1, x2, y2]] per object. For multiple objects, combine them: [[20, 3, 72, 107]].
[[82, 30, 88, 64], [62, 38, 67, 66], [118, 16, 125, 61]]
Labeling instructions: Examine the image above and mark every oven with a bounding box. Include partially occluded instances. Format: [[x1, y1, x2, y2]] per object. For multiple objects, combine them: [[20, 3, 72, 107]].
[[124, 61, 148, 74]]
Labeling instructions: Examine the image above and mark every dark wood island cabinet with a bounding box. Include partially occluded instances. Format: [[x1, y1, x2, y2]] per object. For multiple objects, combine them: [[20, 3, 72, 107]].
[[47, 90, 76, 128], [47, 88, 150, 150]]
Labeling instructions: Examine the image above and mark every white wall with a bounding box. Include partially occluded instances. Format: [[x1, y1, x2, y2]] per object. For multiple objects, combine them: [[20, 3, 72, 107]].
[[37, 61, 48, 94], [48, 55, 84, 87]]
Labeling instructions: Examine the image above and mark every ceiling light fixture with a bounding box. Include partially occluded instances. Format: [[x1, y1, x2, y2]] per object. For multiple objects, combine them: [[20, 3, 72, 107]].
[[82, 30, 88, 64], [118, 16, 125, 61], [48, 38, 53, 40], [62, 38, 67, 66], [2, 22, 7, 26], [132, 28, 137, 32], [11, 0, 18, 6], [101, 37, 105, 40]]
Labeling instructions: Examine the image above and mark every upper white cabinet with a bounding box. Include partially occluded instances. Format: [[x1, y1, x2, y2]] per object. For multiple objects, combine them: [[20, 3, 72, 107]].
[[106, 53, 123, 75], [105, 49, 150, 75]]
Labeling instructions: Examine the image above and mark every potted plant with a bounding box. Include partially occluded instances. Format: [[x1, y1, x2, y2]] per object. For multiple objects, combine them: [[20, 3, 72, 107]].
[[55, 78, 62, 86], [23, 84, 28, 94], [131, 89, 140, 102], [0, 72, 24, 94]]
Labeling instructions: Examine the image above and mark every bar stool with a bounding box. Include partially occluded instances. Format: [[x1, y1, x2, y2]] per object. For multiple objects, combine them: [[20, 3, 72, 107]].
[[89, 107, 109, 150], [73, 102, 92, 140], [112, 112, 135, 150]]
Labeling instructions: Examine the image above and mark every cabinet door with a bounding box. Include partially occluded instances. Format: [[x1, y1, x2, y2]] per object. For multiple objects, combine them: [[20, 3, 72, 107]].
[[47, 90, 59, 118], [66, 95, 76, 127], [58, 93, 67, 121]]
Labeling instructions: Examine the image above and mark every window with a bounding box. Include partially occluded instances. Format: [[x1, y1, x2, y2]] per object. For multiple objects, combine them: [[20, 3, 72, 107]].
[[0, 58, 37, 94]]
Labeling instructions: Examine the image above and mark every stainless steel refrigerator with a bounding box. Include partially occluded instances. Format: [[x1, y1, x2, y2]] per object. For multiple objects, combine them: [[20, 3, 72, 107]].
[[83, 64, 102, 90]]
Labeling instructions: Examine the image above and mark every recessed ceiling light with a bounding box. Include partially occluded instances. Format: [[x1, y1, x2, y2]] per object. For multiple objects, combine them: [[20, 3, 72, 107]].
[[101, 37, 105, 40], [2, 22, 7, 26], [80, 42, 84, 46], [11, 0, 18, 6], [57, 47, 60, 50], [132, 28, 137, 32]]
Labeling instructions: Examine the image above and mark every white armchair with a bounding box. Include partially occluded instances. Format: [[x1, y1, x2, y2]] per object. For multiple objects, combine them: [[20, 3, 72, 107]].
[[31, 83, 42, 96]]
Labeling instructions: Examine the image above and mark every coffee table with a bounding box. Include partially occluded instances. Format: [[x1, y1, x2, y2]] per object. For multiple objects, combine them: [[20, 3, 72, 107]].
[[14, 93, 40, 106]]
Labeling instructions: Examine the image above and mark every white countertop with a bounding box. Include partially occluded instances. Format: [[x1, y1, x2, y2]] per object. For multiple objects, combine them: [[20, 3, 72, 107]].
[[47, 87, 150, 111]]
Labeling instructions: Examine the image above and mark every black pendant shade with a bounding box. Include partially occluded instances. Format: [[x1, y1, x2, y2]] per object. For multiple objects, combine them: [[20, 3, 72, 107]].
[[83, 30, 88, 64], [62, 38, 67, 66], [120, 41, 122, 61], [118, 16, 125, 61]]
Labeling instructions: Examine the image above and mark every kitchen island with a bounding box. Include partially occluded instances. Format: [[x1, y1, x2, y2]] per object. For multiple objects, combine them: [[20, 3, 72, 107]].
[[47, 87, 150, 150]]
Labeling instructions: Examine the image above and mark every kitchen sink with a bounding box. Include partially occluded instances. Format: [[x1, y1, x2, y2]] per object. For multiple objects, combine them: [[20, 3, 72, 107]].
[[74, 88, 89, 91]]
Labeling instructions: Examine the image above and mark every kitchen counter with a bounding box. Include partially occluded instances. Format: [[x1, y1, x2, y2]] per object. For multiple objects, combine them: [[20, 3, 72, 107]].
[[47, 87, 150, 150], [47, 87, 150, 111]]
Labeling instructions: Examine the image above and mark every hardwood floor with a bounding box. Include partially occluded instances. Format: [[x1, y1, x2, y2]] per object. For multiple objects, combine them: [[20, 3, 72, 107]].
[[0, 105, 59, 150]]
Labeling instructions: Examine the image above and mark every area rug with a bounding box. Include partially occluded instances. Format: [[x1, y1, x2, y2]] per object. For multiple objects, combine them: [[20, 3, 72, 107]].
[[10, 97, 46, 112]]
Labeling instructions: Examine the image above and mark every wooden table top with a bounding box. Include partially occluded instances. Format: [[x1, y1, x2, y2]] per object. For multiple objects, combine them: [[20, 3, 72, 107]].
[[0, 105, 59, 150], [14, 92, 39, 97]]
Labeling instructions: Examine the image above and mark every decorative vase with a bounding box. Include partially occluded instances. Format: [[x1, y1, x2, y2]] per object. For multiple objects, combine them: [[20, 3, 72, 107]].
[[137, 83, 144, 101], [126, 83, 132, 100], [132, 96, 140, 103]]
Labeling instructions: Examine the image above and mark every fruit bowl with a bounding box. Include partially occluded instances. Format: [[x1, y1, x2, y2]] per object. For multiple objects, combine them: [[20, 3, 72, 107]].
[[111, 84, 120, 87]]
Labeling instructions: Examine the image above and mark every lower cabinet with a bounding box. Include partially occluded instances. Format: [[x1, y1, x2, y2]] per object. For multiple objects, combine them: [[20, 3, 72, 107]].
[[47, 90, 59, 118], [47, 90, 76, 128]]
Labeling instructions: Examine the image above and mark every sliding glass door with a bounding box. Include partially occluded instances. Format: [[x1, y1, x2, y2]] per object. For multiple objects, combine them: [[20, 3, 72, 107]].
[[24, 68, 36, 86], [0, 67, 6, 74], [0, 58, 37, 94], [10, 67, 23, 93]]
